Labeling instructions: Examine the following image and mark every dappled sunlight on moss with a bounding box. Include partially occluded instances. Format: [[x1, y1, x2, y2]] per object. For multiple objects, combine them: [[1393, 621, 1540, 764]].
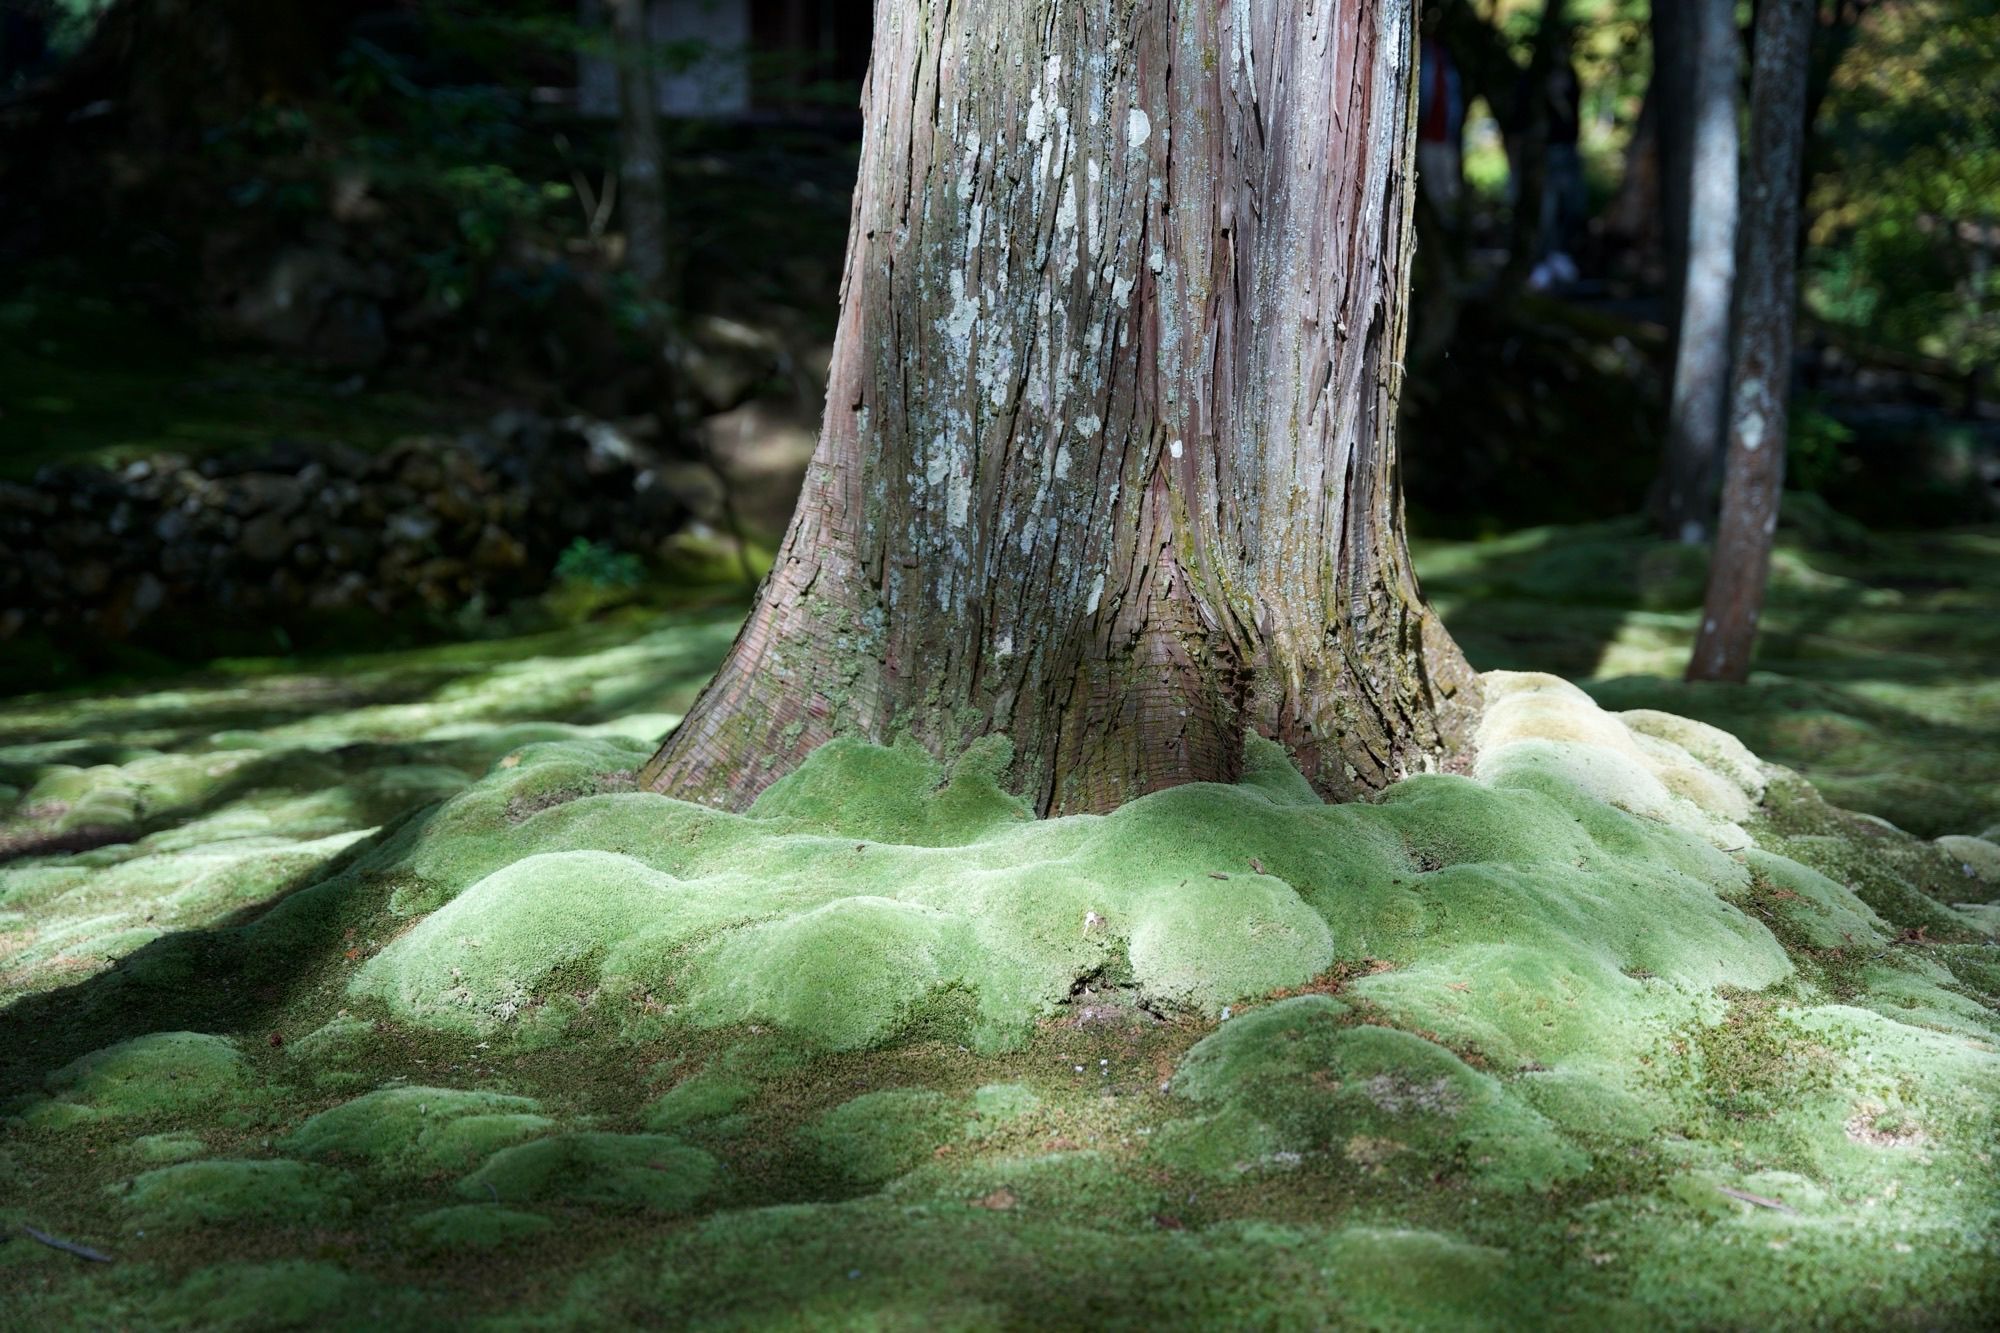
[[2, 557, 1997, 1327], [1420, 514, 2000, 839], [16, 1031, 247, 1127], [0, 612, 739, 1004], [283, 1087, 554, 1180]]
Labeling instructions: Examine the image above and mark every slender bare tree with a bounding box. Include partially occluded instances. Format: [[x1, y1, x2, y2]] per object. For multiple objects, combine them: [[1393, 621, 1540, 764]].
[[1650, 0, 1739, 543], [1687, 0, 1815, 682]]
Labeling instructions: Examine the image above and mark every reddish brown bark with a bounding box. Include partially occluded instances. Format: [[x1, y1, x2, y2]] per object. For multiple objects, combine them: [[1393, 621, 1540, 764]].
[[644, 0, 1480, 814], [1687, 0, 1814, 683]]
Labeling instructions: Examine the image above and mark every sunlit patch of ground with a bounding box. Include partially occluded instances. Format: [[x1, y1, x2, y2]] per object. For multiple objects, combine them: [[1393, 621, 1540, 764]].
[[0, 515, 1996, 1329], [1420, 503, 2000, 839]]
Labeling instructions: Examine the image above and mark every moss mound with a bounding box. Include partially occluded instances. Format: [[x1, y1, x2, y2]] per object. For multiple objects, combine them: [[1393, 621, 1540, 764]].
[[802, 1088, 970, 1187], [1161, 997, 1587, 1190], [283, 1086, 554, 1178], [340, 675, 1858, 1067], [116, 1159, 348, 1230], [152, 1260, 427, 1330], [557, 1204, 1573, 1330], [22, 1031, 246, 1127], [405, 1204, 553, 1251], [456, 1133, 718, 1213]]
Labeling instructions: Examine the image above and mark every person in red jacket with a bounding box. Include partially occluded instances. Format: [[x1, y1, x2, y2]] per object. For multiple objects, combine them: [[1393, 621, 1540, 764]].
[[1417, 24, 1465, 218]]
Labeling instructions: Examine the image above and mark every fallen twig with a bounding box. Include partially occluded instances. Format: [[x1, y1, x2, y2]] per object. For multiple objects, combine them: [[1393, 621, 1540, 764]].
[[22, 1224, 113, 1263], [1716, 1186, 1796, 1214]]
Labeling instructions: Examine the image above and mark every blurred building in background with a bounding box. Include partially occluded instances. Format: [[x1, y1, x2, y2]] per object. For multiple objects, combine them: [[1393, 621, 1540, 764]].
[[579, 0, 870, 121]]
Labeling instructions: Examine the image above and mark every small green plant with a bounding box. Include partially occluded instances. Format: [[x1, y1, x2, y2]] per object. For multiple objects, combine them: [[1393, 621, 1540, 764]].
[[1787, 396, 1856, 493], [555, 538, 644, 591]]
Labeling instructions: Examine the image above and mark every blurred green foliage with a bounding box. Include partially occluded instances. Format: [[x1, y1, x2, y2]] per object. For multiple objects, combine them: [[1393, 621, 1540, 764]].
[[1786, 394, 1858, 493], [555, 537, 645, 591], [1457, 0, 1654, 205], [46, 0, 111, 52], [1806, 0, 2000, 386]]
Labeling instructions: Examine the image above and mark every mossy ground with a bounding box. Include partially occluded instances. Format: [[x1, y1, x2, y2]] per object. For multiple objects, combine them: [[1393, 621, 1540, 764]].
[[1417, 499, 2000, 839], [2, 513, 1998, 1330]]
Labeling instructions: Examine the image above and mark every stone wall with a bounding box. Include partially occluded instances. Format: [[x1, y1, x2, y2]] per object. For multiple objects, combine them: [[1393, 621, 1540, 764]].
[[0, 414, 732, 650]]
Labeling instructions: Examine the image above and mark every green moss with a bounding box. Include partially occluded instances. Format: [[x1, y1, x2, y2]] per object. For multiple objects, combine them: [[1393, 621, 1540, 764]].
[[24, 1032, 247, 1127], [132, 1132, 208, 1164], [1740, 847, 1889, 950], [284, 1015, 382, 1086], [283, 1086, 554, 1178], [352, 850, 689, 1037], [968, 1082, 1040, 1125], [1124, 873, 1335, 1015], [146, 1260, 428, 1330], [347, 677, 1804, 1062], [646, 1069, 754, 1130], [117, 1159, 349, 1230], [801, 1089, 968, 1187], [688, 898, 991, 1051], [884, 1150, 1168, 1226], [1162, 998, 1587, 1191], [5, 514, 2000, 1329], [405, 1204, 553, 1250], [548, 1203, 1573, 1330], [456, 1133, 718, 1213], [1936, 834, 2000, 894], [749, 735, 1032, 845]]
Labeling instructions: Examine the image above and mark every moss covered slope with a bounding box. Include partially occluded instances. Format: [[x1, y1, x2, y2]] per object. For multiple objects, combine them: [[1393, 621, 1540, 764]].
[[2, 563, 1998, 1327]]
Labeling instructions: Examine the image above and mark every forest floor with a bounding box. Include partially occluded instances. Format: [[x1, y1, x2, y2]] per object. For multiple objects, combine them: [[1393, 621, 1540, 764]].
[[1, 509, 1997, 1329]]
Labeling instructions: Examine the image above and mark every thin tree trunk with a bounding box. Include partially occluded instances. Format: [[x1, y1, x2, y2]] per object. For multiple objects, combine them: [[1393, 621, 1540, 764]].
[[1650, 0, 1738, 543], [644, 0, 1480, 816], [1649, 0, 1692, 359], [1494, 0, 1565, 298], [1599, 67, 1660, 272], [1687, 0, 1813, 683], [610, 0, 670, 298]]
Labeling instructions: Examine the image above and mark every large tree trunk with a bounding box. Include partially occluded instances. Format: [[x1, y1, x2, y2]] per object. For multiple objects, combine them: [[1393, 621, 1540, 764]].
[[644, 0, 1480, 816], [1687, 0, 1813, 683], [1649, 0, 1738, 543]]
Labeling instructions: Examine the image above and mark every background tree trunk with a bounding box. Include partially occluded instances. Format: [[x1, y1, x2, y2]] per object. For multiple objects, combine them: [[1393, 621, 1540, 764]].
[[1687, 0, 1814, 683], [610, 0, 671, 299], [1648, 0, 1692, 353], [1493, 0, 1565, 299], [1599, 65, 1660, 272], [643, 0, 1479, 816], [1649, 0, 1739, 543]]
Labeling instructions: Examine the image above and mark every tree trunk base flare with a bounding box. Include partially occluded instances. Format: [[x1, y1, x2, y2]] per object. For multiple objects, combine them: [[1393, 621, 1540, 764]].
[[645, 0, 1481, 815]]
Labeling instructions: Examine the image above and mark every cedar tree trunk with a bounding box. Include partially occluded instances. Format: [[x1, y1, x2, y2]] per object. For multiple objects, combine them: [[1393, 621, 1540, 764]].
[[1650, 0, 1738, 543], [644, 0, 1481, 815], [1686, 0, 1813, 683]]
